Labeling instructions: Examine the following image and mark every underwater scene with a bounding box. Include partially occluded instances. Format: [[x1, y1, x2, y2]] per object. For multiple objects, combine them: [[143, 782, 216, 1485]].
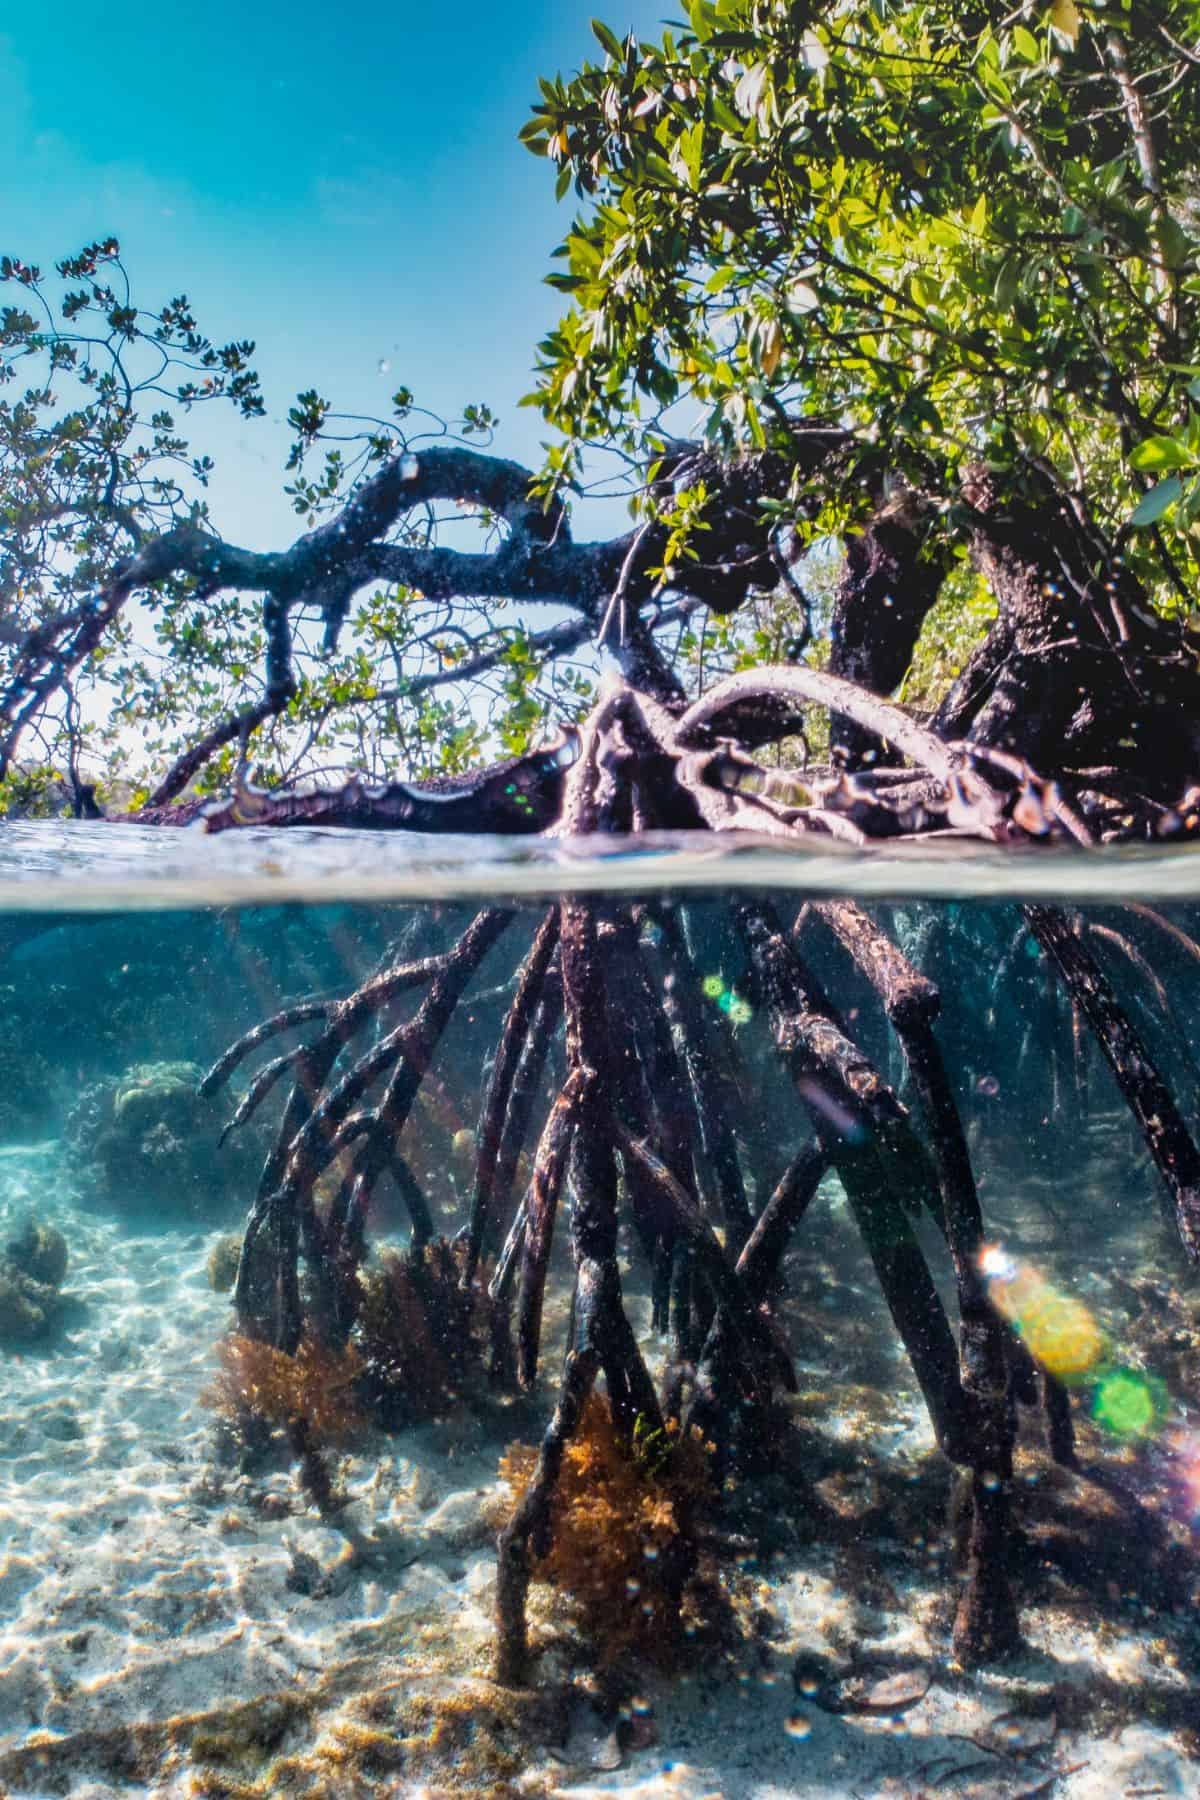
[[0, 832, 1198, 1800]]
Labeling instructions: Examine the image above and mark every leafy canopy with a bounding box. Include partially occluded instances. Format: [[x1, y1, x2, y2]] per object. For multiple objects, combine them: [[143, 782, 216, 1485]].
[[524, 0, 1200, 590]]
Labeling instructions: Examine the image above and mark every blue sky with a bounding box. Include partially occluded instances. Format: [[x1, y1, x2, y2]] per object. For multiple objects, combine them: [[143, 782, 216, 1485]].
[[1, 2, 672, 549]]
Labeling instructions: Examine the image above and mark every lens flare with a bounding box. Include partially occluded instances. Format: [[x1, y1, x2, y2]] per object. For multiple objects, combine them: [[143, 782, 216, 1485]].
[[980, 1246, 1105, 1384], [701, 974, 725, 999], [981, 1241, 1182, 1458], [1092, 1369, 1169, 1440]]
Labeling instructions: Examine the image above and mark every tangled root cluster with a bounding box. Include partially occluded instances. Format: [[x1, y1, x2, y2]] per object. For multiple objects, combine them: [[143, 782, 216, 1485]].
[[500, 1394, 720, 1666]]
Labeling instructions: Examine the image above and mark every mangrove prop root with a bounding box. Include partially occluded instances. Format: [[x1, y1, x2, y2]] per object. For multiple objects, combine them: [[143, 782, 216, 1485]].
[[495, 1346, 599, 1685], [802, 899, 1021, 1657], [467, 909, 561, 1282], [240, 908, 513, 1347], [516, 1069, 586, 1389], [1042, 1370, 1078, 1469], [1026, 903, 1200, 1262], [953, 1470, 1023, 1664], [198, 999, 332, 1099], [205, 679, 1200, 1689], [639, 908, 755, 1256], [735, 1141, 829, 1304], [738, 901, 977, 1458]]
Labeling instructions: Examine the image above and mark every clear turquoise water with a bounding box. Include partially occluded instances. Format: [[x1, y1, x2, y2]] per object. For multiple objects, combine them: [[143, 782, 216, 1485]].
[[0, 825, 1196, 1798]]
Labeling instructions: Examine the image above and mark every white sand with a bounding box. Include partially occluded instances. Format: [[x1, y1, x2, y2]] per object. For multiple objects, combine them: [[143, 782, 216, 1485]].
[[0, 1143, 1197, 1798]]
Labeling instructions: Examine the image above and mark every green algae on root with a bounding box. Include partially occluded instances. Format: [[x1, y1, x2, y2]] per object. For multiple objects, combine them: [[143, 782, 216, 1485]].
[[207, 1232, 243, 1294]]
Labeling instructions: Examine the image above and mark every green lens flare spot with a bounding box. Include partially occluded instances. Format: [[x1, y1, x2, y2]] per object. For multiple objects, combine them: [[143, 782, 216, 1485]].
[[701, 975, 725, 999], [1092, 1368, 1169, 1439], [730, 999, 753, 1026], [718, 991, 736, 1013]]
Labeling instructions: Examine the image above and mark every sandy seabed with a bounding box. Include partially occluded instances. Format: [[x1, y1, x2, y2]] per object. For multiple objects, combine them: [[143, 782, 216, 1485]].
[[0, 1139, 1198, 1800]]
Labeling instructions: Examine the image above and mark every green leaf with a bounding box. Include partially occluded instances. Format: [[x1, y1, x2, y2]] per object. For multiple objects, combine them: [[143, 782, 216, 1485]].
[[993, 256, 1021, 310], [1177, 475, 1200, 528], [1129, 476, 1182, 527], [1048, 0, 1081, 48], [590, 18, 624, 58], [705, 263, 738, 294], [1129, 435, 1195, 474], [678, 120, 705, 190], [1155, 213, 1192, 272], [687, 0, 718, 41]]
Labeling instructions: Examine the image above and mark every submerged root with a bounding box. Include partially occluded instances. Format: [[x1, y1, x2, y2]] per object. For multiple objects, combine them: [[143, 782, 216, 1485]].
[[498, 1392, 722, 1670], [203, 698, 1200, 1687], [354, 1235, 494, 1427]]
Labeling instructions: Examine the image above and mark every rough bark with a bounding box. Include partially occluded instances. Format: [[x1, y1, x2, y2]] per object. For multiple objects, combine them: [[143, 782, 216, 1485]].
[[828, 492, 951, 771], [936, 468, 1200, 799]]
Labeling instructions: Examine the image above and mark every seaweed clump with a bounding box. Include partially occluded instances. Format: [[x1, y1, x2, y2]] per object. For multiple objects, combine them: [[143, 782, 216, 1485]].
[[202, 1236, 496, 1513], [206, 1333, 366, 1444], [353, 1236, 493, 1429], [0, 1215, 69, 1345], [499, 1394, 719, 1668], [204, 1333, 366, 1514]]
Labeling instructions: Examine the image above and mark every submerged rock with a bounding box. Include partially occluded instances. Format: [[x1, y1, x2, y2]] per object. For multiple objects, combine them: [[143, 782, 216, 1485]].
[[0, 1261, 65, 1343], [5, 1215, 68, 1288], [0, 1215, 69, 1345], [64, 1060, 260, 1218]]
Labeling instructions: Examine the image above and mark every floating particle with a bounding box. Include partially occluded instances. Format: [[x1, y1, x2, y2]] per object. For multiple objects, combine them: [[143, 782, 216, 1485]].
[[1093, 1368, 1169, 1439], [976, 1074, 1000, 1097], [783, 1714, 813, 1740]]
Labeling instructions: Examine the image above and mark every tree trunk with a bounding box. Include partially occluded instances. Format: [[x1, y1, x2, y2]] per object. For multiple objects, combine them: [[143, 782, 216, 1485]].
[[828, 492, 949, 771], [935, 469, 1200, 800]]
